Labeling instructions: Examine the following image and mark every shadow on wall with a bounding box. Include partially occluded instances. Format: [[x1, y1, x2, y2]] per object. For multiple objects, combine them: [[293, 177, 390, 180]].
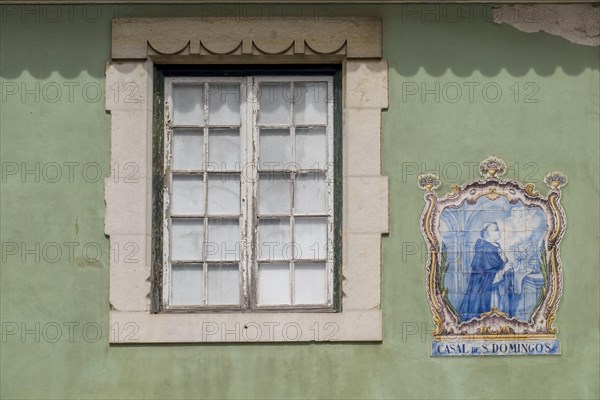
[[382, 5, 599, 78], [0, 4, 598, 80]]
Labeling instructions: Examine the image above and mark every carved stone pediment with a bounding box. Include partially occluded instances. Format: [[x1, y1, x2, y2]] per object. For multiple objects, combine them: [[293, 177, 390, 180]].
[[112, 17, 382, 59]]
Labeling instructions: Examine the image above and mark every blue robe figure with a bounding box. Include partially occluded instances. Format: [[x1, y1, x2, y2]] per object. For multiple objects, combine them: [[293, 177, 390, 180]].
[[458, 222, 513, 321]]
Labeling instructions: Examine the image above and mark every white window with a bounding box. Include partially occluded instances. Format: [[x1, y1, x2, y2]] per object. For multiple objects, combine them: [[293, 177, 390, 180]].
[[106, 17, 388, 342], [162, 76, 336, 311]]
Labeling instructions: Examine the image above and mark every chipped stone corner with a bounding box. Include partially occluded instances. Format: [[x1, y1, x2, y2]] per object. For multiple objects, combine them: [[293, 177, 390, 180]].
[[493, 4, 600, 46]]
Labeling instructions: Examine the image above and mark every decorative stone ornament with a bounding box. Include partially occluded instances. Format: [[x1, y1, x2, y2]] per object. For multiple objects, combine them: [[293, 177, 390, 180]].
[[418, 157, 567, 356], [111, 18, 382, 60]]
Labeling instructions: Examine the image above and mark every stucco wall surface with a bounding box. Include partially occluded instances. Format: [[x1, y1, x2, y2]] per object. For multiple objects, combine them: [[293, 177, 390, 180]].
[[1, 4, 598, 400]]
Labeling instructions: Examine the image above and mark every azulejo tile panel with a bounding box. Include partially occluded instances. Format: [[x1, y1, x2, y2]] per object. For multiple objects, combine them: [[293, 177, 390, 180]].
[[418, 157, 567, 356]]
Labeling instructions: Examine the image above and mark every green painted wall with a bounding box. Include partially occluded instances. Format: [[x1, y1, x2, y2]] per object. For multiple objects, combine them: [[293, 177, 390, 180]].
[[1, 4, 598, 399]]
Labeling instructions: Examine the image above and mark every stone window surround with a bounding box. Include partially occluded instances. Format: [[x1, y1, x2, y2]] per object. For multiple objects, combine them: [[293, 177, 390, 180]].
[[105, 17, 389, 343]]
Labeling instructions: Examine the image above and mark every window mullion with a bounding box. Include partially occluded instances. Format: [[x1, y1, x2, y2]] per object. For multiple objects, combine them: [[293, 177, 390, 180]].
[[240, 77, 251, 310], [163, 80, 174, 310], [202, 82, 209, 306], [290, 81, 296, 306], [246, 76, 258, 309], [326, 77, 335, 307]]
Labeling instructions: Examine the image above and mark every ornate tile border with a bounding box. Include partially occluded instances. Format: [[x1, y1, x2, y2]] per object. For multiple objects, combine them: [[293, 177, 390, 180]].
[[418, 157, 567, 356]]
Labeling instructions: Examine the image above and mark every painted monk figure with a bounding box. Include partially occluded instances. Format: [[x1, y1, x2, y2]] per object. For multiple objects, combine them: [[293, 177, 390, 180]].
[[458, 222, 513, 321]]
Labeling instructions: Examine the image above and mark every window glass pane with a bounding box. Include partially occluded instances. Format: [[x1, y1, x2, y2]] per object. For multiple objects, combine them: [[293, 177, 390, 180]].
[[172, 130, 203, 170], [207, 219, 241, 261], [173, 84, 204, 126], [258, 82, 291, 125], [295, 128, 327, 170], [258, 263, 291, 305], [207, 264, 240, 305], [208, 83, 241, 126], [258, 173, 291, 215], [166, 76, 335, 310], [294, 217, 327, 261], [171, 264, 204, 305], [295, 172, 327, 215], [294, 263, 327, 305], [258, 218, 291, 261], [207, 174, 240, 215], [259, 128, 290, 170], [294, 82, 328, 125], [208, 128, 240, 171], [172, 175, 204, 215], [171, 219, 204, 261]]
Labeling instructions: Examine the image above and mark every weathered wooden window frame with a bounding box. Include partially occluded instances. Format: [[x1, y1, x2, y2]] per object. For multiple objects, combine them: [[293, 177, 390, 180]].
[[106, 17, 388, 342], [157, 71, 340, 312]]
